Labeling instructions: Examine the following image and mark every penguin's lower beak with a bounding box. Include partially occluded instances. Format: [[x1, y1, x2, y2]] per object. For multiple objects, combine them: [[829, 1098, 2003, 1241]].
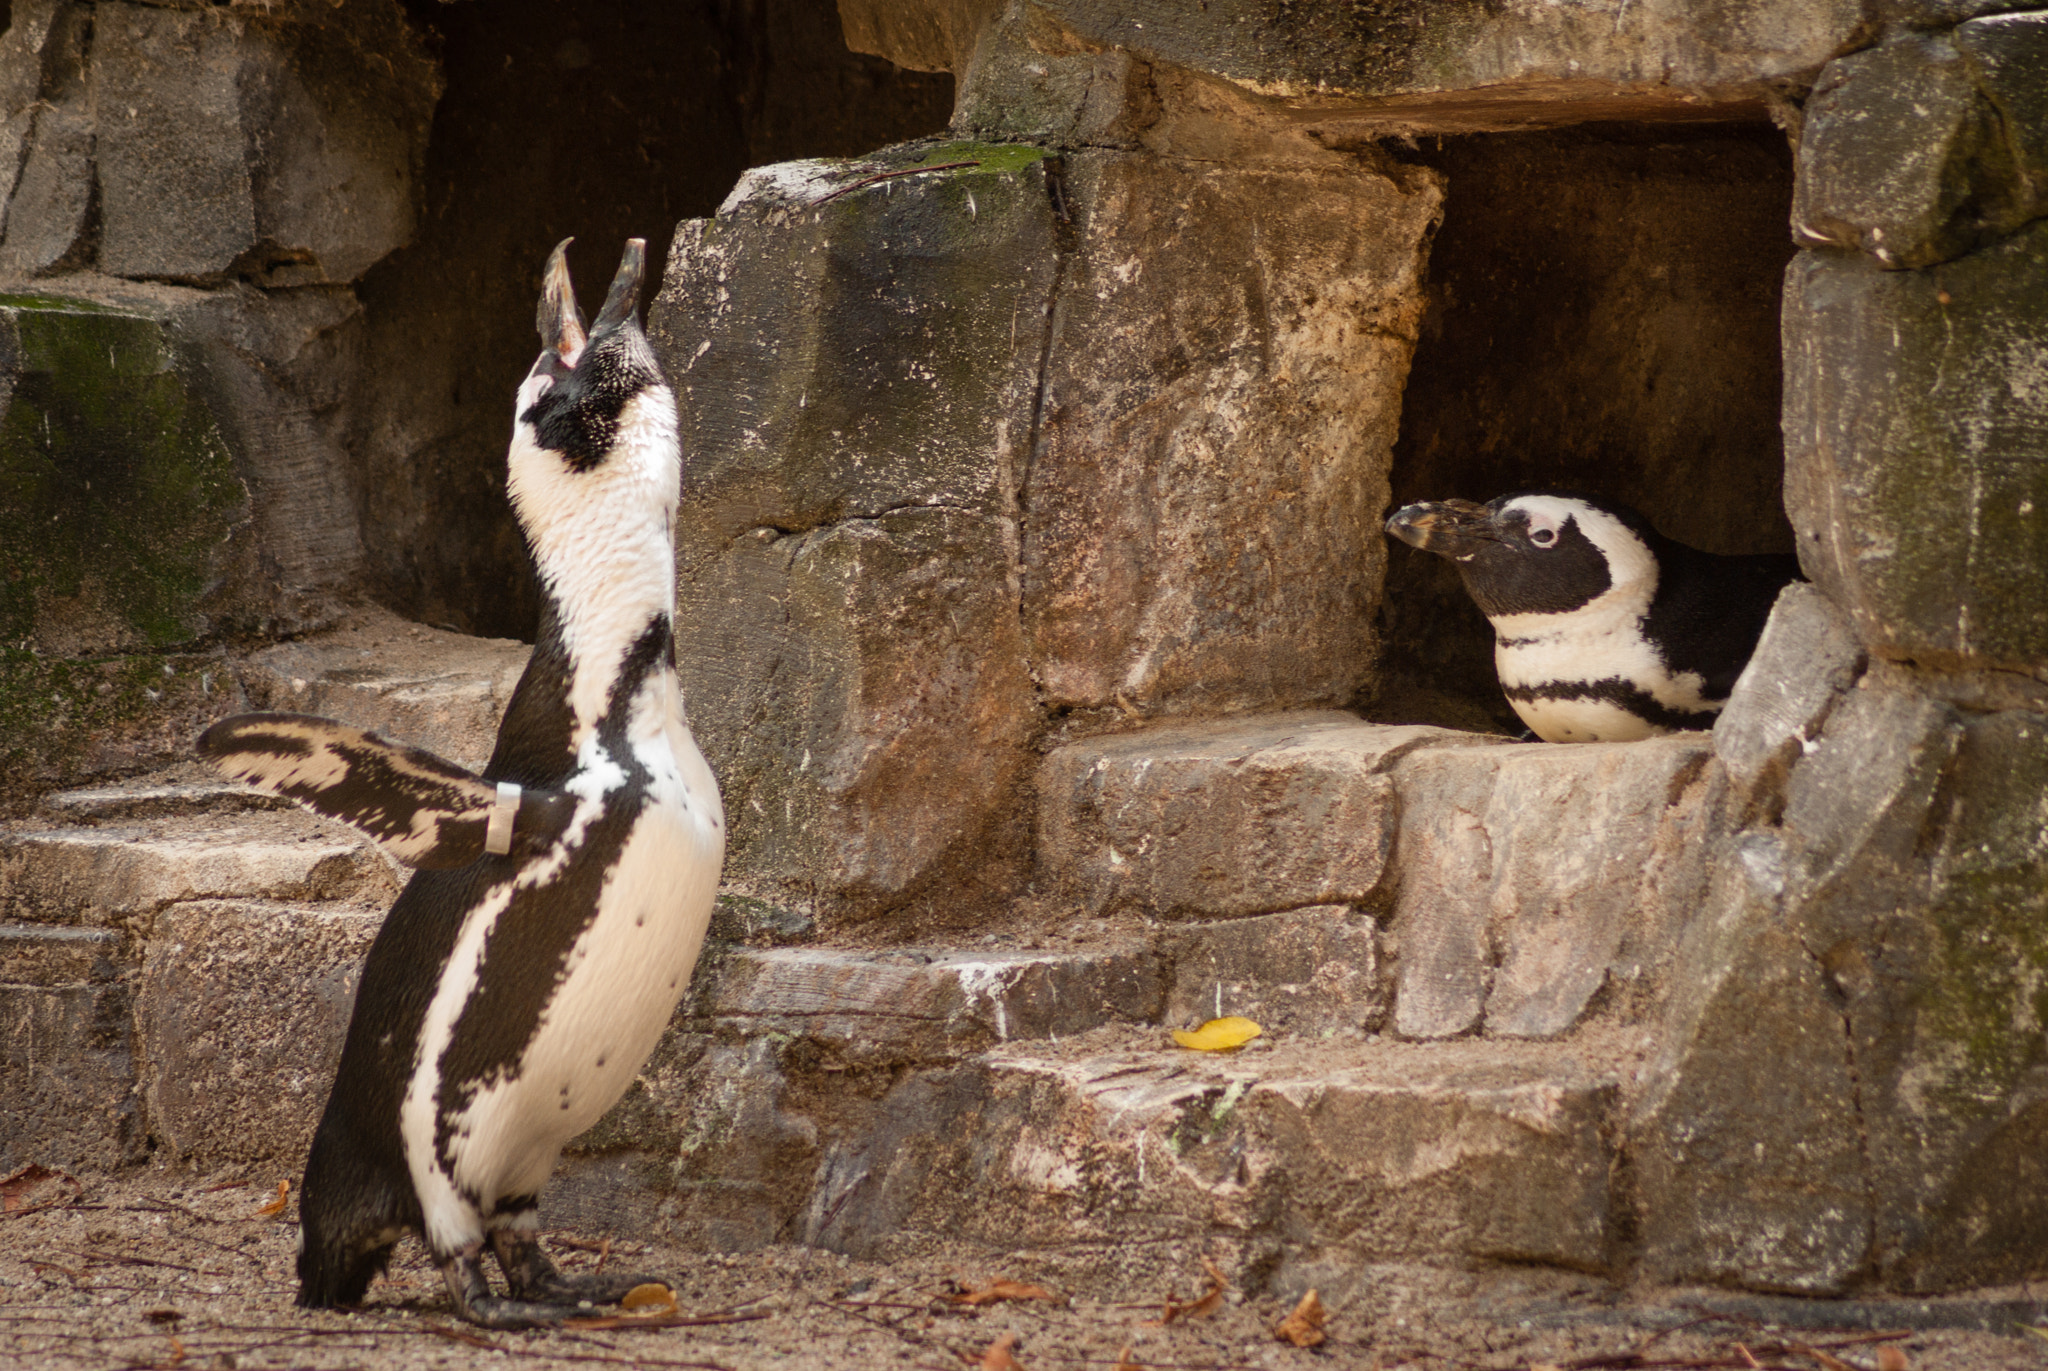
[[538, 238, 589, 364], [1385, 499, 1496, 560]]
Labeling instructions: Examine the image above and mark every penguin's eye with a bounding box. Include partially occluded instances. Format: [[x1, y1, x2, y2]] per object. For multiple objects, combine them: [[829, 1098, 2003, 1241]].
[[1530, 527, 1558, 547]]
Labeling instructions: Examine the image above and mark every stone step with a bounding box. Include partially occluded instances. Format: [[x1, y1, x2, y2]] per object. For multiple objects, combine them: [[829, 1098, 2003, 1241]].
[[0, 805, 398, 934], [235, 604, 531, 773], [1039, 711, 1718, 1041], [625, 1024, 1648, 1291]]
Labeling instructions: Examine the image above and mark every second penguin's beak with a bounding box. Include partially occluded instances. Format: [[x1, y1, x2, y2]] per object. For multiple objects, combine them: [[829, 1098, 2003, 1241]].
[[1385, 499, 1496, 561]]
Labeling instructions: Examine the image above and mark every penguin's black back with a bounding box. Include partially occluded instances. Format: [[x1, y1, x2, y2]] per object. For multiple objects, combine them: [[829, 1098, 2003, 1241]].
[[1643, 540, 1803, 698]]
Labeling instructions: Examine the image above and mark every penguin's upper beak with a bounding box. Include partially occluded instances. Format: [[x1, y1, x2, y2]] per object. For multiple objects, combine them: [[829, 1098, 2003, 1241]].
[[534, 238, 647, 372], [1385, 499, 1496, 560]]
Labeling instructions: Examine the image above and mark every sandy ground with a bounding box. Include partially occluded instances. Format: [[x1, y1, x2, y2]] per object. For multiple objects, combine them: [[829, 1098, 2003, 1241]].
[[3, 1166, 2046, 1371]]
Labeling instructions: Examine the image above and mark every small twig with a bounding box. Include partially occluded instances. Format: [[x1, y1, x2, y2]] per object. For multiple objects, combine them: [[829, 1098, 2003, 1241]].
[[816, 161, 981, 205]]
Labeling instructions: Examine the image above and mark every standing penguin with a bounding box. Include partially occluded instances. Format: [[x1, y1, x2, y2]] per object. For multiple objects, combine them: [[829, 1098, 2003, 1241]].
[[198, 239, 724, 1327], [1385, 490, 1800, 743]]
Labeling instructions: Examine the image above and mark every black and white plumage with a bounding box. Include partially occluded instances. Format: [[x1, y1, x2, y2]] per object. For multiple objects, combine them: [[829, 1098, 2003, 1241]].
[[1385, 491, 1801, 744], [198, 239, 724, 1327]]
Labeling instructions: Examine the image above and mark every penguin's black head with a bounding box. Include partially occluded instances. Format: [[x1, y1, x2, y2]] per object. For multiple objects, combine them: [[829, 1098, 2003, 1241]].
[[1386, 491, 1660, 620], [505, 239, 680, 555], [514, 238, 667, 476]]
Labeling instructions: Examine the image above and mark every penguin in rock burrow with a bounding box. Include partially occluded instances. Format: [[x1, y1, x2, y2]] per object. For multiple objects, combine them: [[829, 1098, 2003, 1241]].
[[1385, 490, 1802, 744], [197, 238, 725, 1328]]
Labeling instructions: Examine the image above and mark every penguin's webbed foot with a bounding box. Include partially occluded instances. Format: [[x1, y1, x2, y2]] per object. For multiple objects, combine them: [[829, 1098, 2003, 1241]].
[[438, 1246, 583, 1329], [490, 1227, 665, 1307]]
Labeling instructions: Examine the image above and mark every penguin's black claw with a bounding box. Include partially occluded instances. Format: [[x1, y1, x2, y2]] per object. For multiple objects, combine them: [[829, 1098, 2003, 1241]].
[[439, 1247, 584, 1329], [488, 1228, 663, 1306]]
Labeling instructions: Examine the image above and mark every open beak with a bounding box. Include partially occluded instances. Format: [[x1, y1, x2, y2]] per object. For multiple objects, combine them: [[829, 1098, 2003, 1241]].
[[589, 238, 645, 338], [537, 238, 589, 364], [1385, 499, 1496, 560]]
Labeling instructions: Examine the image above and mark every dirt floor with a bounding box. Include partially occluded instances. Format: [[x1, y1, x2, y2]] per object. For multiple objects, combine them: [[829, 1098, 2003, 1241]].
[[3, 1166, 2046, 1371]]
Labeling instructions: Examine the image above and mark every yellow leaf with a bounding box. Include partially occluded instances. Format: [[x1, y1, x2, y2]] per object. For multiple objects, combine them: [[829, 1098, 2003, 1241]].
[[1170, 1017, 1262, 1052], [619, 1282, 677, 1314]]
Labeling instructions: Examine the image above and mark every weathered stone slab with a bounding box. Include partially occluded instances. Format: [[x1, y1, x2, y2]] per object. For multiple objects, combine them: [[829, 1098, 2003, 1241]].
[[0, 3, 92, 276], [0, 923, 118, 986], [1784, 221, 2048, 672], [696, 943, 1165, 1062], [238, 607, 530, 773], [1713, 583, 1866, 799], [0, 811, 396, 933], [1630, 832, 1874, 1293], [655, 146, 1053, 928], [0, 980, 139, 1172], [136, 898, 380, 1166], [853, 0, 1867, 128], [1021, 151, 1439, 713], [1793, 17, 2048, 270], [809, 1036, 1626, 1286], [1390, 733, 1716, 1040], [1038, 713, 1423, 920], [0, 298, 247, 657], [42, 777, 290, 822], [92, 1, 437, 283], [1161, 905, 1382, 1037]]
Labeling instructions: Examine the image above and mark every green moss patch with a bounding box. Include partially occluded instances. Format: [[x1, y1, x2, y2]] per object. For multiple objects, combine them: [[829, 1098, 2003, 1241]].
[[0, 301, 246, 652]]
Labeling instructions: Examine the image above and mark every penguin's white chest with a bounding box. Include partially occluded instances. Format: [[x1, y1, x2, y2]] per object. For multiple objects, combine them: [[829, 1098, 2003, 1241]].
[[410, 728, 723, 1246]]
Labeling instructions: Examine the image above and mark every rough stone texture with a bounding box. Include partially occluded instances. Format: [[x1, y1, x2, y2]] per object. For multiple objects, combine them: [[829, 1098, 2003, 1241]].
[[1024, 150, 1439, 714], [0, 980, 139, 1172], [91, 1, 439, 284], [1713, 582, 1867, 799], [0, 3, 93, 277], [1631, 831, 1874, 1293], [236, 606, 530, 772], [848, 0, 1867, 136], [1037, 713, 1416, 920], [812, 1035, 1630, 1285], [1792, 17, 2048, 270], [0, 922, 118, 985], [692, 943, 1166, 1064], [1161, 906, 1383, 1037], [1390, 733, 1716, 1041], [1638, 680, 2048, 1292], [1783, 223, 2048, 672], [169, 285, 371, 636], [655, 146, 1051, 928], [136, 898, 380, 1165], [0, 810, 397, 936], [0, 297, 247, 657]]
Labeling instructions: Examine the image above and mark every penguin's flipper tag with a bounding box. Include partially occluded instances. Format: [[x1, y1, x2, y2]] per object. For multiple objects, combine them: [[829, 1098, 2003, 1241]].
[[485, 782, 521, 856], [197, 712, 516, 869]]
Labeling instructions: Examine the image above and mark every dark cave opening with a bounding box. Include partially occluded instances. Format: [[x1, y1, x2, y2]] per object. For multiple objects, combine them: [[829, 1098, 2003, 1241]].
[[1371, 121, 1799, 734], [354, 0, 953, 642]]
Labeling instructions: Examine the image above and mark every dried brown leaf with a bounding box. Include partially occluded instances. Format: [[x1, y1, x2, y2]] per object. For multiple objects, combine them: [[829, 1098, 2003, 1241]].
[[253, 1180, 289, 1217], [0, 1163, 80, 1214], [975, 1332, 1026, 1370], [1112, 1345, 1146, 1371], [945, 1279, 1063, 1308], [1273, 1288, 1328, 1348], [1146, 1258, 1228, 1325], [1876, 1346, 1909, 1371], [165, 1335, 187, 1365], [618, 1282, 677, 1314]]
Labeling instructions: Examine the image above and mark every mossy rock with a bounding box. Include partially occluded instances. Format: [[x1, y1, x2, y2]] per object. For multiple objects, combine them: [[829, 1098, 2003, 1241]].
[[0, 296, 247, 656]]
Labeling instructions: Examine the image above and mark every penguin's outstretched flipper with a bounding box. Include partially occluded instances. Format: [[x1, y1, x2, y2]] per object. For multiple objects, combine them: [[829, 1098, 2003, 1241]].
[[197, 712, 572, 868]]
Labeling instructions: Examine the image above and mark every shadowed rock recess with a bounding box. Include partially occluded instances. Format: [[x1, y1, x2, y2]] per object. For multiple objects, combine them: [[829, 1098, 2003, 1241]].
[[4, 0, 2048, 1309]]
